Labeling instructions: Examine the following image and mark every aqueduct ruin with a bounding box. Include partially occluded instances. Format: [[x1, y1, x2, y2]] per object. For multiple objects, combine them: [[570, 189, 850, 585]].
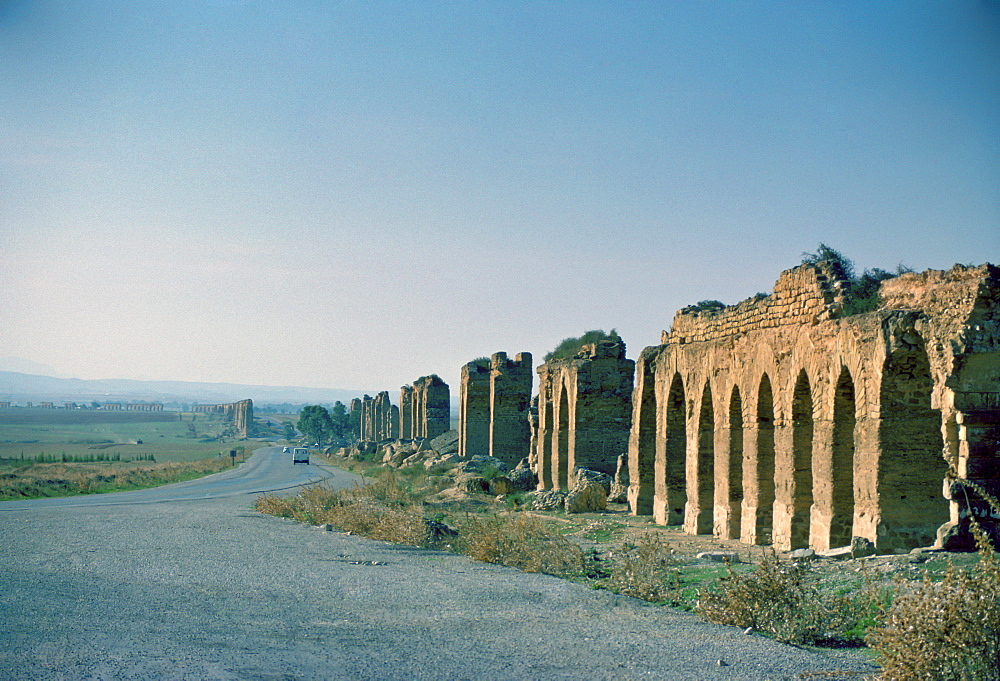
[[351, 375, 452, 443], [353, 260, 997, 553], [533, 340, 634, 489], [625, 263, 999, 552], [192, 399, 254, 438], [458, 352, 533, 465]]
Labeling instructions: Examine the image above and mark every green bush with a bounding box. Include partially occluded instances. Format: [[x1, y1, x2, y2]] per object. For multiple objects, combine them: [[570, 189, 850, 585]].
[[801, 243, 913, 316], [544, 329, 621, 362], [602, 533, 681, 604]]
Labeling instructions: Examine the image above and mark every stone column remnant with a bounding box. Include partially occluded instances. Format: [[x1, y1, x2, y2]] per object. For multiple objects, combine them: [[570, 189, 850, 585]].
[[489, 352, 533, 465], [459, 359, 491, 458], [399, 385, 414, 439], [349, 398, 363, 439], [410, 375, 450, 440]]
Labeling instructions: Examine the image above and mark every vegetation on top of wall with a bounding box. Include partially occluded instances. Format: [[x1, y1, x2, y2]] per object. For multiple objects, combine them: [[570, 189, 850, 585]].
[[544, 329, 621, 362], [801, 243, 913, 316], [680, 300, 726, 314]]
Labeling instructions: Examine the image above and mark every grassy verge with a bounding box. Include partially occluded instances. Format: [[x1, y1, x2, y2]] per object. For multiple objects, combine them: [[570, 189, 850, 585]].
[[0, 456, 240, 500]]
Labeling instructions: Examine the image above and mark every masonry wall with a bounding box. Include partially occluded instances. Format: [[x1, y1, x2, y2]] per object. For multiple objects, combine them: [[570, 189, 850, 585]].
[[534, 340, 634, 489], [490, 352, 533, 465], [627, 263, 1000, 553], [459, 360, 491, 458], [403, 375, 451, 440], [398, 386, 413, 440]]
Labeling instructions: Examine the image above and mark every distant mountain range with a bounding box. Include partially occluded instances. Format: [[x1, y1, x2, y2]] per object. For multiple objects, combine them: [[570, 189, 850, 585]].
[[0, 371, 370, 407]]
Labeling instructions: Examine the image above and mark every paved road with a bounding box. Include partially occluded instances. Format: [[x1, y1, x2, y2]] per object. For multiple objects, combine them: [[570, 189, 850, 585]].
[[0, 447, 876, 680]]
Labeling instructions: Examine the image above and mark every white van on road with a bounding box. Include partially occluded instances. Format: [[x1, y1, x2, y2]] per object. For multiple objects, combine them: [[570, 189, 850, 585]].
[[291, 447, 310, 464]]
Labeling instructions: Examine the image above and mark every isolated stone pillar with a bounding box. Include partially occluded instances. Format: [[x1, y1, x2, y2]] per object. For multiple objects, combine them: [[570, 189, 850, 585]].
[[489, 352, 533, 466], [459, 360, 491, 458], [399, 386, 413, 439]]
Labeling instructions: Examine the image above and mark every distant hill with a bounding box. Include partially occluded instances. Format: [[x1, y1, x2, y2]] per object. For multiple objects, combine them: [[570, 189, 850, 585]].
[[0, 372, 371, 407]]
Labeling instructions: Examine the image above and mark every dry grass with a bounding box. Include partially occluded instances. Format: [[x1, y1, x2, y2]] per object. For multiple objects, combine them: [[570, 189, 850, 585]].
[[256, 472, 583, 573], [697, 548, 832, 643], [696, 548, 891, 646], [455, 513, 583, 576], [255, 472, 428, 546], [0, 457, 233, 500], [602, 533, 681, 603], [869, 519, 1000, 680]]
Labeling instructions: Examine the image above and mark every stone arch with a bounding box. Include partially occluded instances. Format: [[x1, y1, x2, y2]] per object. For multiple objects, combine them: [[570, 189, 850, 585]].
[[630, 359, 657, 515], [718, 385, 744, 540], [744, 373, 776, 545], [657, 372, 687, 525], [789, 370, 814, 549], [555, 378, 571, 490], [830, 366, 857, 548], [685, 382, 715, 534], [538, 382, 553, 489], [877, 334, 947, 549]]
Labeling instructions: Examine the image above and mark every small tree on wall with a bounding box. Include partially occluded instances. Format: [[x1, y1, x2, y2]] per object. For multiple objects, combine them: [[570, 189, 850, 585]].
[[801, 243, 914, 316]]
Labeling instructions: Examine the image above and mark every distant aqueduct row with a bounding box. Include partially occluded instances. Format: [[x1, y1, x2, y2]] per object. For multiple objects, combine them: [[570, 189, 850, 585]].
[[352, 262, 1000, 553]]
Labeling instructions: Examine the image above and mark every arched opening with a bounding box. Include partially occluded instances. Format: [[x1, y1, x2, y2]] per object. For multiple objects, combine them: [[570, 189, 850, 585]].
[[632, 363, 656, 515], [538, 383, 553, 489], [725, 386, 744, 540], [790, 371, 814, 549], [753, 374, 776, 544], [556, 382, 571, 490], [831, 367, 857, 548], [664, 373, 687, 525], [687, 383, 715, 534], [879, 338, 946, 549]]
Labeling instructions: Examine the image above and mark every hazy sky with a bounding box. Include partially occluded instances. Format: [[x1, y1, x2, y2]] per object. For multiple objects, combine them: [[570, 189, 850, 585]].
[[2, 1, 998, 397]]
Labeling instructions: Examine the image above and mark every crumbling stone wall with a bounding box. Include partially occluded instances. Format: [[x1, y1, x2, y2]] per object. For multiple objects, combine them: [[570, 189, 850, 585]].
[[490, 352, 533, 465], [359, 392, 397, 442], [458, 352, 534, 464], [459, 359, 491, 458], [399, 375, 450, 440], [628, 262, 999, 553], [534, 340, 634, 490]]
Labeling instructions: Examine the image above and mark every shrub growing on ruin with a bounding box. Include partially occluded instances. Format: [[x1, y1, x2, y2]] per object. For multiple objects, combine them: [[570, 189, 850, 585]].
[[800, 243, 913, 316], [680, 300, 725, 314], [544, 329, 621, 362]]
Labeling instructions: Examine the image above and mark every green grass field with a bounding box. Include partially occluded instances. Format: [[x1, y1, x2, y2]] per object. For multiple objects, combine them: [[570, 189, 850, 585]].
[[0, 408, 263, 500], [0, 408, 243, 464]]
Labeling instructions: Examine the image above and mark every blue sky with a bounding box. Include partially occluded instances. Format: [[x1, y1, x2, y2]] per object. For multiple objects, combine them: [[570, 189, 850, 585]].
[[1, 1, 998, 396]]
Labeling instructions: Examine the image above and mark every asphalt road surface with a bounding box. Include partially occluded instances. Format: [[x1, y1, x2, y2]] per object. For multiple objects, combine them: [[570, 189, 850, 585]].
[[0, 447, 876, 680]]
